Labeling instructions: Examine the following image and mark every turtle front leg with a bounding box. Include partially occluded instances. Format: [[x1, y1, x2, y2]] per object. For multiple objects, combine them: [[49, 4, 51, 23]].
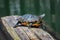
[[13, 21, 21, 28]]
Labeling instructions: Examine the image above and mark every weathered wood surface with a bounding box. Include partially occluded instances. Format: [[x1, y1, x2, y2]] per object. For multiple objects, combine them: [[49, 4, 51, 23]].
[[1, 16, 55, 40], [20, 27, 39, 40], [14, 27, 30, 40], [1, 16, 21, 40]]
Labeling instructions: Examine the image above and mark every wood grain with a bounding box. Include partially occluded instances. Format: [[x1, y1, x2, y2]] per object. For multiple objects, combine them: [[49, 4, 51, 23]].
[[1, 17, 21, 40]]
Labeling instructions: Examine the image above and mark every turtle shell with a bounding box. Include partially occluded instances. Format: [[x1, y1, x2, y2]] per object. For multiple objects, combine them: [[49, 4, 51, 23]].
[[22, 14, 40, 22]]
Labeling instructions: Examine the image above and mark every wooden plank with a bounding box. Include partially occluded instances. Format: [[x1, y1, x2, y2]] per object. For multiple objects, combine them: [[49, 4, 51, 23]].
[[31, 28, 54, 40], [20, 27, 39, 40], [14, 27, 30, 40], [2, 16, 18, 27], [1, 17, 21, 40]]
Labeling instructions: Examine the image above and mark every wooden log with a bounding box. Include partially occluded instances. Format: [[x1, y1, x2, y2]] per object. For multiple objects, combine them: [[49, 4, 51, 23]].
[[31, 28, 54, 40], [1, 16, 55, 40], [14, 27, 30, 40], [20, 27, 39, 40], [1, 17, 21, 40]]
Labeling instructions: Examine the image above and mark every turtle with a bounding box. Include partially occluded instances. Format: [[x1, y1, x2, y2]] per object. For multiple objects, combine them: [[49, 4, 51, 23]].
[[14, 14, 45, 28]]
